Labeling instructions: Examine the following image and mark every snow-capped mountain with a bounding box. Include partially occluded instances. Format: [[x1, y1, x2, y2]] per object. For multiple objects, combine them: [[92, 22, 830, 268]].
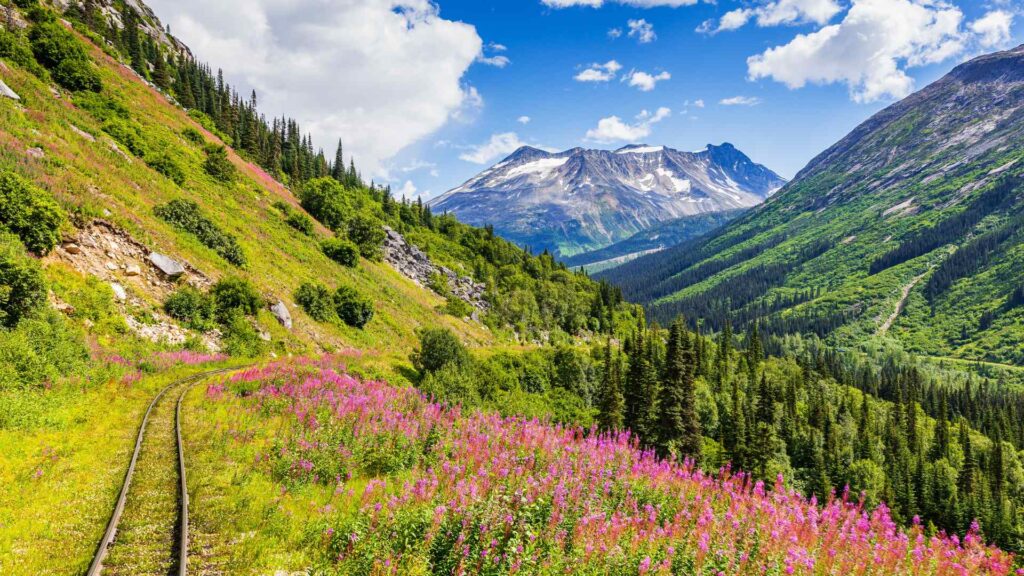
[[430, 143, 785, 257]]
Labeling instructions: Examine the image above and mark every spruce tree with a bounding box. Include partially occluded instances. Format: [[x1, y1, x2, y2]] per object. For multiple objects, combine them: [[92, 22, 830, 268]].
[[597, 341, 625, 432]]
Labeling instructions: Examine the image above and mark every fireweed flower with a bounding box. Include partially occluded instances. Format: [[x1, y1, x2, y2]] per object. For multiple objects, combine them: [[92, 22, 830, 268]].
[[206, 360, 1017, 575]]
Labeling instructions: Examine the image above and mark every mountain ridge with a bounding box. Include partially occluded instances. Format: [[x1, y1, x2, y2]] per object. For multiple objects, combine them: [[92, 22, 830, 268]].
[[431, 142, 785, 257]]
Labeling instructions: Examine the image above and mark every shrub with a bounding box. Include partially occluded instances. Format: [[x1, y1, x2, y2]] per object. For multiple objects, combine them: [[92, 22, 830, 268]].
[[187, 110, 232, 146], [299, 177, 349, 230], [73, 91, 130, 122], [146, 154, 186, 186], [28, 20, 101, 92], [154, 199, 246, 266], [210, 276, 263, 322], [103, 118, 147, 156], [203, 144, 236, 184], [0, 170, 65, 255], [419, 362, 480, 408], [410, 327, 468, 375], [320, 238, 358, 267], [182, 127, 205, 145], [294, 282, 335, 323], [0, 237, 46, 328], [285, 211, 315, 236], [0, 309, 90, 390], [220, 309, 265, 358], [444, 297, 473, 318], [0, 28, 47, 78], [51, 57, 101, 92], [163, 286, 215, 330], [347, 214, 385, 261], [333, 286, 373, 328]]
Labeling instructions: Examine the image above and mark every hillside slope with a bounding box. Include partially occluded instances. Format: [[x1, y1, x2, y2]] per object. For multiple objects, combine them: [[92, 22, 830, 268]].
[[431, 143, 784, 257], [601, 44, 1024, 365]]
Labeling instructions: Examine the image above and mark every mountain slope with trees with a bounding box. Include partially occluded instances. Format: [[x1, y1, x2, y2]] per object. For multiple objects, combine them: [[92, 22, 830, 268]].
[[600, 45, 1024, 366]]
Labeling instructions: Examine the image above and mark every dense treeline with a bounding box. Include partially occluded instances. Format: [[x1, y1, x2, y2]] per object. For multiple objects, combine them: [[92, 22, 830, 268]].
[[646, 238, 833, 330], [591, 319, 1024, 551], [63, 0, 349, 186], [869, 177, 1020, 275], [925, 213, 1023, 304]]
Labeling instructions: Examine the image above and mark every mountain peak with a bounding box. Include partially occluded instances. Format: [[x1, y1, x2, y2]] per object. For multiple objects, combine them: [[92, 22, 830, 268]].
[[947, 43, 1024, 85]]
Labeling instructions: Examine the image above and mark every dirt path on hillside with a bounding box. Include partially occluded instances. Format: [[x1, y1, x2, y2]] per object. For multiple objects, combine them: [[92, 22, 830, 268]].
[[878, 271, 929, 337]]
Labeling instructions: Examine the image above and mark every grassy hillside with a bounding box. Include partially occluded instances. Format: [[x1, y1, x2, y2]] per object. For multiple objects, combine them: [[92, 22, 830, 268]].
[[600, 46, 1024, 366]]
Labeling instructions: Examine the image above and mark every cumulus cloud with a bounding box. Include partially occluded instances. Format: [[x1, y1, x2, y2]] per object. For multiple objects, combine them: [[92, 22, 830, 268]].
[[608, 27, 623, 39], [970, 10, 1014, 49], [543, 0, 699, 7], [628, 19, 657, 43], [625, 70, 671, 91], [460, 132, 530, 164], [146, 0, 483, 177], [585, 107, 671, 143], [693, 99, 705, 108], [574, 60, 623, 82], [517, 116, 532, 124], [396, 180, 421, 199], [720, 96, 762, 106], [746, 0, 1011, 103], [477, 42, 511, 67], [701, 0, 842, 33]]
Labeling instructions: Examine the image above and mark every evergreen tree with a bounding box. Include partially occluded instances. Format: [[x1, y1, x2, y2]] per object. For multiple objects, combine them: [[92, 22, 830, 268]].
[[597, 341, 625, 432]]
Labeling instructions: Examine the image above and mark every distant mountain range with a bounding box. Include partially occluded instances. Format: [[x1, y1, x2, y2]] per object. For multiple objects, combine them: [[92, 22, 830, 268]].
[[599, 44, 1024, 366], [430, 143, 785, 257]]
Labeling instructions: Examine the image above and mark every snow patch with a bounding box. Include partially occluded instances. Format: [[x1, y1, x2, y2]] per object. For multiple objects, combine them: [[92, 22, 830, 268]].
[[505, 157, 569, 179], [616, 146, 664, 155]]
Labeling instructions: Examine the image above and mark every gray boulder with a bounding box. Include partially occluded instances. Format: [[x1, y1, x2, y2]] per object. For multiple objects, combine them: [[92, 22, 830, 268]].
[[147, 252, 185, 278], [270, 300, 292, 330], [0, 79, 19, 101]]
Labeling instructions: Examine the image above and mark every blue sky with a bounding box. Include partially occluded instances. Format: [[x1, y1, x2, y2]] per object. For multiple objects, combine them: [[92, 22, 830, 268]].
[[148, 0, 1022, 199]]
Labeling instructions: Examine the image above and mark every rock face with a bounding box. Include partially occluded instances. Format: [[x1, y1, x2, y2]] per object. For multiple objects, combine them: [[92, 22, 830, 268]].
[[148, 252, 186, 279], [0, 79, 20, 100], [270, 300, 293, 330], [430, 143, 785, 257], [382, 227, 488, 312]]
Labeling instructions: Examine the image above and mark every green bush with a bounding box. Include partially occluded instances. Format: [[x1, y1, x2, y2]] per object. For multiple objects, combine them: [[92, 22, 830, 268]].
[[28, 20, 101, 92], [203, 144, 236, 184], [52, 57, 100, 92], [0, 170, 65, 255], [0, 28, 47, 78], [320, 238, 359, 267], [103, 118, 147, 156], [444, 297, 473, 318], [0, 308, 90, 390], [154, 199, 246, 266], [419, 363, 480, 408], [182, 127, 205, 145], [146, 154, 186, 186], [333, 285, 373, 328], [210, 276, 263, 322], [187, 110, 232, 146], [410, 327, 468, 375], [299, 177, 350, 231], [285, 211, 315, 236], [294, 282, 335, 323], [220, 309, 265, 358], [73, 91, 130, 122], [163, 286, 215, 330], [0, 237, 46, 328], [347, 214, 385, 261]]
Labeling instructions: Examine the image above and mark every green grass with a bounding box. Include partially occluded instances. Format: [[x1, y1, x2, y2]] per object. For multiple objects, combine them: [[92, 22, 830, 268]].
[[0, 364, 238, 575]]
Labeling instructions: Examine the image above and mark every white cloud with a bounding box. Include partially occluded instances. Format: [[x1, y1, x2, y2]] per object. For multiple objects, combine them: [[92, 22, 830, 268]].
[[396, 180, 420, 199], [701, 0, 842, 33], [399, 159, 439, 177], [720, 96, 762, 106], [489, 42, 508, 52], [145, 0, 483, 177], [970, 10, 1014, 49], [459, 132, 529, 164], [478, 54, 511, 67], [746, 0, 996, 103], [628, 19, 657, 43], [608, 27, 623, 39], [693, 99, 705, 108], [543, 0, 699, 7], [625, 70, 671, 91], [585, 107, 671, 143], [517, 115, 532, 124], [574, 60, 623, 82]]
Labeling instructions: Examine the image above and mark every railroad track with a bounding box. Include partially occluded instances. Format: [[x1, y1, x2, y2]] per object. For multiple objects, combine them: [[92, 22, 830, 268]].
[[86, 367, 238, 576]]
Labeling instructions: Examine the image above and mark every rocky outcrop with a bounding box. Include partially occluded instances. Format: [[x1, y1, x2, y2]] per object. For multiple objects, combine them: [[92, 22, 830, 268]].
[[382, 227, 488, 313], [148, 252, 186, 279], [270, 300, 293, 330], [0, 79, 19, 101]]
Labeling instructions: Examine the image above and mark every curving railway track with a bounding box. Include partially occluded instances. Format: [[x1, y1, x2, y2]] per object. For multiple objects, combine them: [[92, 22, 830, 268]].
[[85, 367, 237, 576]]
